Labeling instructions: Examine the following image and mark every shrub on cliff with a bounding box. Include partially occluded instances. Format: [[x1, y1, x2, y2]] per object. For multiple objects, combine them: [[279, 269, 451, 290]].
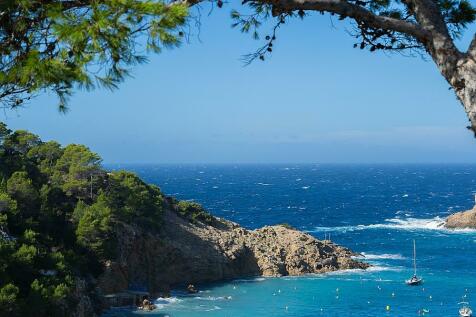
[[105, 171, 164, 229], [176, 200, 216, 225], [76, 194, 114, 258]]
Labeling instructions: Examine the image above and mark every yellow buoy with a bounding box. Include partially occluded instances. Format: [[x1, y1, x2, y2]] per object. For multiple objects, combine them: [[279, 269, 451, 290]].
[[386, 305, 390, 311]]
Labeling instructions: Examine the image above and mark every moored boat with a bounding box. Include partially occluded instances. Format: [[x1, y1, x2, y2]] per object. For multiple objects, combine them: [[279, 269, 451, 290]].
[[405, 239, 423, 286]]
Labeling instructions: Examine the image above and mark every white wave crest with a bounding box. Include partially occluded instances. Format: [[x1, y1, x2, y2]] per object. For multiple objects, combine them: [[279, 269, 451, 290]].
[[233, 277, 266, 283], [195, 296, 232, 301], [323, 265, 404, 276], [308, 217, 476, 233], [154, 296, 182, 310], [155, 297, 182, 304], [365, 217, 446, 230], [356, 252, 406, 260], [365, 265, 404, 273]]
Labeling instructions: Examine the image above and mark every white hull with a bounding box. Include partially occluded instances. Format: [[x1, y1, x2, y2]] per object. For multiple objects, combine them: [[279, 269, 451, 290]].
[[405, 277, 422, 286], [460, 307, 472, 317]]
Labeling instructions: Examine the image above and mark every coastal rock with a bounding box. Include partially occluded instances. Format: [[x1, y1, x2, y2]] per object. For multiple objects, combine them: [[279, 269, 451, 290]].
[[445, 206, 476, 229], [97, 206, 369, 295], [70, 278, 97, 317]]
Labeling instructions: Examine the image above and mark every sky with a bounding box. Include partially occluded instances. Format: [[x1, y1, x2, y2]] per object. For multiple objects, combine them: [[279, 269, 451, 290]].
[[3, 6, 476, 164]]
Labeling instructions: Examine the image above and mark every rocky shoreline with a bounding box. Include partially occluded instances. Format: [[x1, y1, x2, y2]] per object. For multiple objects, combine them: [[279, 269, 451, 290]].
[[445, 205, 476, 229], [69, 200, 370, 316], [97, 207, 369, 298], [77, 199, 370, 317]]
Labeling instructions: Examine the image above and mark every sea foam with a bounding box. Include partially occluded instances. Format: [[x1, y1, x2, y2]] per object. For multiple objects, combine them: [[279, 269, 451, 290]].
[[154, 297, 182, 310], [322, 265, 404, 276], [309, 216, 476, 233], [356, 252, 406, 260], [155, 297, 182, 304]]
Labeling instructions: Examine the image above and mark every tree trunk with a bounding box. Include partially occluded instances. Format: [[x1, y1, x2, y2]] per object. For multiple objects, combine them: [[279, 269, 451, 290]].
[[423, 29, 476, 134], [454, 57, 476, 134], [433, 51, 476, 134]]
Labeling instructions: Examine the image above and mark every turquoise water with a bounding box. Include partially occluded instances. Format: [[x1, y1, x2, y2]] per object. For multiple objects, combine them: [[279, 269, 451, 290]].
[[103, 165, 476, 317]]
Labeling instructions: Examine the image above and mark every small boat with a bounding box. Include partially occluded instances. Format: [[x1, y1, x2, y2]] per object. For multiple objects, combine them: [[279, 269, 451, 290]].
[[459, 302, 473, 317], [405, 239, 423, 286]]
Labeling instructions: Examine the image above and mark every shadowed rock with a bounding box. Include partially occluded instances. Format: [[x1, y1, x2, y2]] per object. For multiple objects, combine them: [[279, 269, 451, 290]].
[[98, 206, 369, 295]]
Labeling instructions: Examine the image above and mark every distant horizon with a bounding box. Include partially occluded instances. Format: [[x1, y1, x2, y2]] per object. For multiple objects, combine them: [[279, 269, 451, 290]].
[[104, 162, 476, 165]]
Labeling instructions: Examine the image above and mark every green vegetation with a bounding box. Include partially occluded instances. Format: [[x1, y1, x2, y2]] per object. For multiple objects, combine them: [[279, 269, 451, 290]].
[[175, 200, 217, 225], [0, 122, 210, 316], [0, 0, 188, 110]]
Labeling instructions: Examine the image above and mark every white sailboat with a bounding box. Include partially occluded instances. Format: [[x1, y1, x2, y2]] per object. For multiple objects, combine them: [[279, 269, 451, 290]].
[[459, 302, 473, 317], [405, 239, 422, 286]]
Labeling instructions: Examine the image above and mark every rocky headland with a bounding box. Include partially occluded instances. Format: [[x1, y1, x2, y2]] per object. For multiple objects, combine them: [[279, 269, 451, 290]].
[[97, 200, 369, 298], [445, 205, 476, 229]]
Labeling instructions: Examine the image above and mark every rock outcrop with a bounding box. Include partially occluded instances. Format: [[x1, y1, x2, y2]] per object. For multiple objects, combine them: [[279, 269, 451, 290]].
[[445, 206, 476, 229], [97, 206, 369, 296]]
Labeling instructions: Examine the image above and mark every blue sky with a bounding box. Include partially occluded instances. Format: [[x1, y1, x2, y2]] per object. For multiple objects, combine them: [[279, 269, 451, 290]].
[[3, 6, 476, 163]]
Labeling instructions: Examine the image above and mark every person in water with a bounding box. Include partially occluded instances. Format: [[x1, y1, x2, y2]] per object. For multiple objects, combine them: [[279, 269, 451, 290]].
[[187, 284, 198, 294], [139, 297, 156, 311]]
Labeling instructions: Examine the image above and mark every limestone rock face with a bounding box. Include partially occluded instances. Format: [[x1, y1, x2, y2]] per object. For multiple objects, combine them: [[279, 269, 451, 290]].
[[97, 209, 368, 295], [445, 206, 476, 229]]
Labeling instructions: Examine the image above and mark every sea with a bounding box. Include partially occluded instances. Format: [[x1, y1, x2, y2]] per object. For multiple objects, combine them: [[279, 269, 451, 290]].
[[102, 164, 476, 317]]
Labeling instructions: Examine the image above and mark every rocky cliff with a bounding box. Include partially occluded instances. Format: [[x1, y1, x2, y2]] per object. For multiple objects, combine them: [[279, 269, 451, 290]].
[[445, 206, 476, 229], [97, 203, 369, 296]]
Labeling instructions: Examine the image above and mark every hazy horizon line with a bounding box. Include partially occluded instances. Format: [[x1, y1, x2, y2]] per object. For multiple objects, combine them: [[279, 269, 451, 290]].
[[103, 162, 476, 166]]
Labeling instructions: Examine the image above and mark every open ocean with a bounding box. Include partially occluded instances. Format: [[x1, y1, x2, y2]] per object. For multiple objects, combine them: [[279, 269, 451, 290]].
[[102, 164, 476, 317]]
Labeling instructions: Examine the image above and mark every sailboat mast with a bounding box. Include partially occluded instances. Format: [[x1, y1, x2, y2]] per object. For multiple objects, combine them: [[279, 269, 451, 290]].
[[413, 239, 417, 276]]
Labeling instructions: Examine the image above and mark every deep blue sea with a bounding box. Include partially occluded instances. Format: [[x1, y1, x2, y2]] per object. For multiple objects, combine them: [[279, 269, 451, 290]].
[[103, 164, 476, 317]]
